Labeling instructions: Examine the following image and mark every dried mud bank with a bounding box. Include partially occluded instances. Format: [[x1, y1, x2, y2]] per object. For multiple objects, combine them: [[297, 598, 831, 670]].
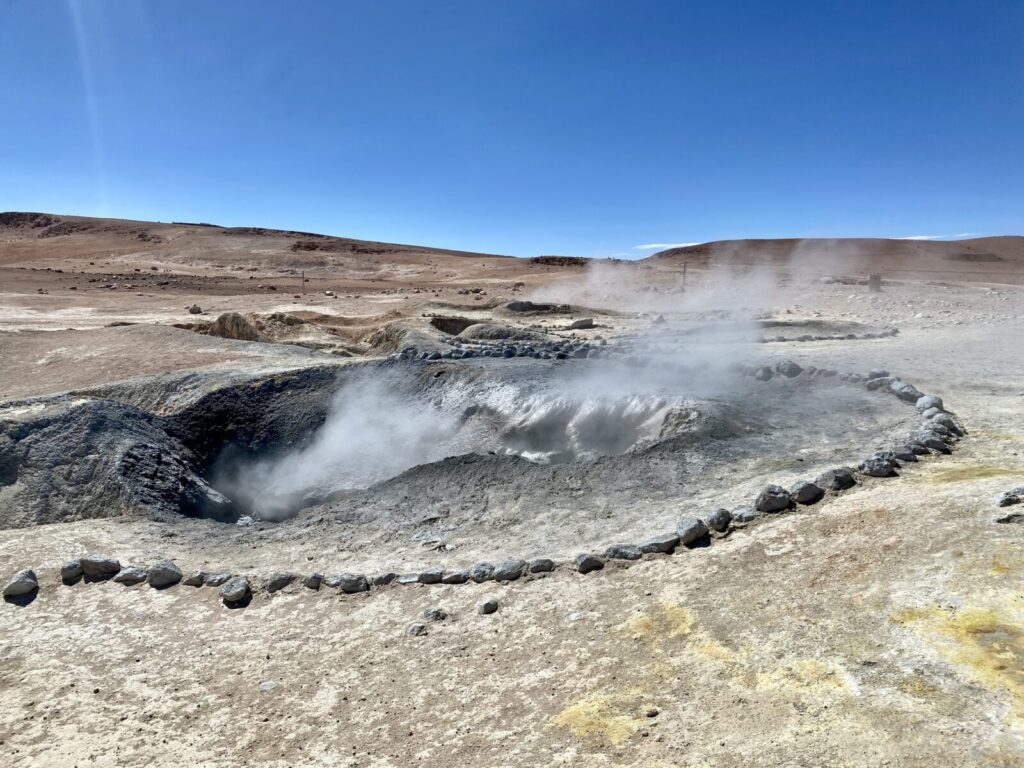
[[3, 362, 966, 609]]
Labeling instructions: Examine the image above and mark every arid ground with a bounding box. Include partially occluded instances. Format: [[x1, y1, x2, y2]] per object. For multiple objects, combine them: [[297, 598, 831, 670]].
[[1, 214, 1023, 767]]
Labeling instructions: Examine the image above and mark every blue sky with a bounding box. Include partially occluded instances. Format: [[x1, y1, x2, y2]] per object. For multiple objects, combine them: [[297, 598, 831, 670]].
[[1, 1, 1021, 257]]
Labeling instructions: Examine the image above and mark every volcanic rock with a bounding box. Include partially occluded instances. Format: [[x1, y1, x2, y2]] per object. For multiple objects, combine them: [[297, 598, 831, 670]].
[[705, 508, 733, 532], [639, 533, 679, 553], [147, 560, 182, 589], [916, 395, 944, 412], [859, 458, 899, 478], [470, 562, 495, 583], [113, 567, 148, 586], [575, 554, 605, 574], [221, 576, 250, 603], [205, 572, 233, 587], [3, 569, 38, 597], [417, 568, 443, 585], [755, 485, 792, 513], [81, 555, 121, 580], [815, 467, 857, 491], [303, 573, 324, 590], [423, 607, 448, 622], [676, 516, 709, 544], [478, 597, 499, 615], [493, 560, 526, 581], [441, 570, 470, 584], [529, 558, 556, 573], [605, 544, 642, 561], [790, 481, 825, 505], [183, 570, 208, 587], [61, 560, 83, 583], [267, 572, 297, 593]]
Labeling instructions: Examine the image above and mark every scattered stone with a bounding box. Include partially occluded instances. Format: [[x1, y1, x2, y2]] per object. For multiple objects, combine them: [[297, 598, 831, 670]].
[[267, 572, 297, 593], [916, 395, 944, 412], [755, 485, 792, 513], [417, 568, 444, 585], [815, 467, 857, 491], [731, 506, 762, 523], [187, 304, 202, 314], [60, 560, 83, 583], [113, 567, 148, 585], [575, 554, 605, 574], [221, 576, 250, 603], [676, 516, 709, 544], [3, 569, 38, 597], [605, 544, 642, 561], [325, 573, 369, 593], [478, 597, 499, 615], [470, 562, 495, 583], [205, 572, 232, 587], [776, 360, 803, 378], [183, 570, 208, 587], [303, 573, 324, 590], [705, 508, 733, 532], [639, 533, 679, 554], [409, 623, 428, 636], [789, 481, 825, 505], [859, 458, 899, 478], [493, 559, 527, 581], [147, 560, 182, 589], [80, 555, 121, 580], [423, 607, 448, 622], [529, 558, 556, 573]]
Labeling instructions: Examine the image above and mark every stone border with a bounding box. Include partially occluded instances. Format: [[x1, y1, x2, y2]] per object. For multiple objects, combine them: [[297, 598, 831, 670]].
[[3, 363, 965, 608]]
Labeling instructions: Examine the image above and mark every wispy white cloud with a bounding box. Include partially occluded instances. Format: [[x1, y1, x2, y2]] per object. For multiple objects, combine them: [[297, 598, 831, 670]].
[[632, 242, 701, 250]]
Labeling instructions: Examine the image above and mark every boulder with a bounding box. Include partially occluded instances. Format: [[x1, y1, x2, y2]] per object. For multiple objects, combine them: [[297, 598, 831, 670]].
[[705, 508, 733, 532], [417, 568, 444, 585], [205, 572, 233, 587], [639, 533, 680, 554], [529, 558, 556, 573], [892, 446, 919, 462], [183, 570, 208, 587], [303, 573, 324, 590], [441, 570, 470, 584], [755, 485, 792, 513], [478, 597, 499, 615], [423, 607, 448, 622], [325, 573, 369, 593], [220, 576, 250, 603], [207, 312, 261, 341], [676, 516, 709, 544], [731, 507, 762, 523], [815, 467, 857, 491], [859, 458, 899, 478], [575, 554, 605, 574], [80, 555, 121, 580], [569, 318, 595, 330], [60, 560, 83, 583], [789, 481, 824, 505], [916, 395, 944, 412], [604, 544, 642, 561], [776, 360, 803, 378], [470, 562, 495, 583], [493, 560, 527, 581], [370, 573, 396, 587], [890, 380, 924, 403], [866, 376, 894, 392], [267, 572, 297, 593], [3, 569, 38, 597], [867, 369, 890, 380], [147, 560, 182, 589], [113, 567, 148, 585]]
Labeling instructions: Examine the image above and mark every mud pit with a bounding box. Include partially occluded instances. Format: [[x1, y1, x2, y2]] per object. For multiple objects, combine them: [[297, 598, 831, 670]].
[[2, 350, 922, 571]]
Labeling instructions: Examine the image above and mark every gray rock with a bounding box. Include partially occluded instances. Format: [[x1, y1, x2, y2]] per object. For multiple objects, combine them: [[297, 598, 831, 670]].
[[932, 413, 963, 436], [676, 516, 709, 544], [892, 446, 919, 462], [867, 369, 890, 380], [205, 572, 232, 587], [789, 481, 825, 505], [113, 566, 148, 585], [417, 568, 444, 585], [147, 560, 182, 589], [267, 572, 297, 593], [423, 607, 448, 622], [755, 485, 792, 513], [604, 544, 642, 561], [859, 458, 899, 478], [907, 442, 930, 456], [575, 553, 605, 574], [921, 407, 941, 419], [470, 562, 495, 583], [890, 380, 924, 403], [479, 597, 499, 615], [408, 623, 428, 636], [493, 559, 527, 581], [303, 573, 323, 590], [529, 558, 556, 573], [639, 533, 679, 554], [569, 318, 595, 329], [815, 467, 857, 491], [60, 560, 83, 582], [919, 436, 952, 453], [866, 376, 894, 391], [776, 360, 803, 378], [325, 573, 369, 593], [753, 366, 774, 381], [916, 395, 944, 412], [872, 451, 902, 468], [3, 569, 38, 597], [997, 488, 1023, 507], [370, 573, 396, 587], [731, 506, 762, 523], [183, 570, 208, 587], [441, 569, 470, 584], [220, 576, 250, 603], [706, 508, 733, 531], [396, 574, 421, 585], [80, 555, 121, 580]]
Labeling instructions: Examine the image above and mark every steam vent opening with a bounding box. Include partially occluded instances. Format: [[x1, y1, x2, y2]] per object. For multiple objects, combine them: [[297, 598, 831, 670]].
[[165, 354, 921, 556]]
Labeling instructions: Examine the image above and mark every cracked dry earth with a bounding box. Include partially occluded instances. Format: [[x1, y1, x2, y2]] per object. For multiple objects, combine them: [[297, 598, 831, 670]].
[[1, 281, 1024, 767]]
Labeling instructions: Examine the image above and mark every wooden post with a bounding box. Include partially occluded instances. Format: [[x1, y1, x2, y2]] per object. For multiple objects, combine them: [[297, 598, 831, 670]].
[[301, 270, 305, 295]]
